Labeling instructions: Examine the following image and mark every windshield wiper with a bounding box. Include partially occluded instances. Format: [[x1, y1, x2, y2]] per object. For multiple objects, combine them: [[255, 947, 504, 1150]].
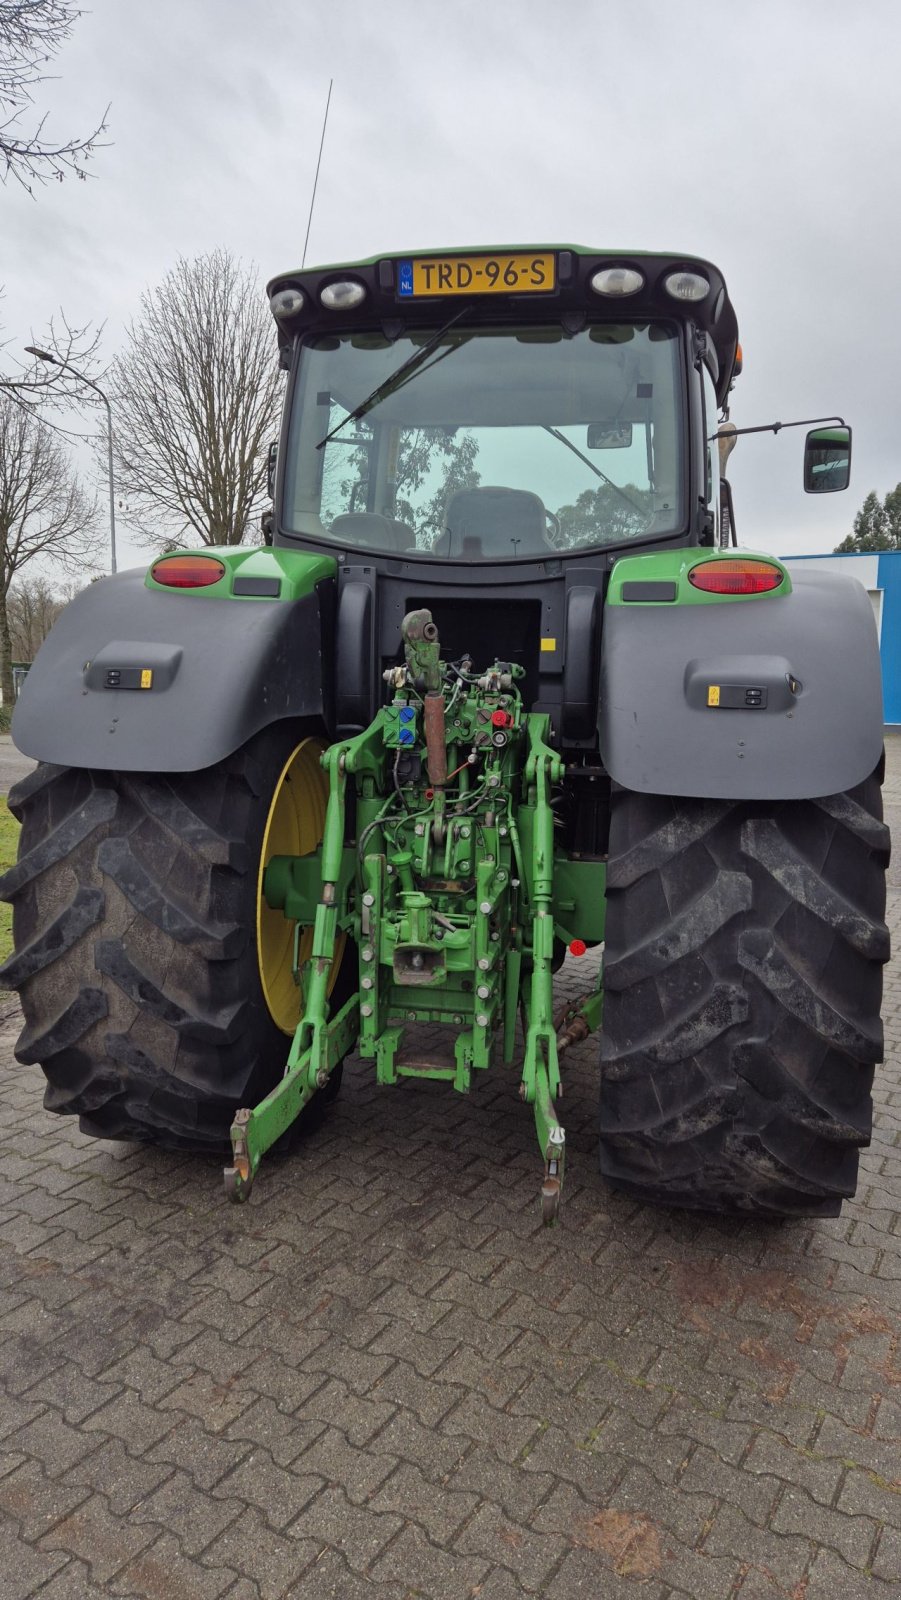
[[316, 306, 472, 450], [542, 425, 646, 517]]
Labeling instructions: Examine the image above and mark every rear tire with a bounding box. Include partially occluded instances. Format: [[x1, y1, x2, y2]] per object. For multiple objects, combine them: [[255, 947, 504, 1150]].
[[598, 772, 890, 1216], [0, 724, 351, 1150]]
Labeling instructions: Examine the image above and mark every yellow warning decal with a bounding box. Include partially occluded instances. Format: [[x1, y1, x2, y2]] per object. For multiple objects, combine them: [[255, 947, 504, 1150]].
[[140, 669, 153, 689], [540, 637, 557, 653], [707, 685, 720, 707]]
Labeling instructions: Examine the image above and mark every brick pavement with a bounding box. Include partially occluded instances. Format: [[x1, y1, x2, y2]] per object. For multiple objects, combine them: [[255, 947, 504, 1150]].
[[1, 753, 900, 1597]]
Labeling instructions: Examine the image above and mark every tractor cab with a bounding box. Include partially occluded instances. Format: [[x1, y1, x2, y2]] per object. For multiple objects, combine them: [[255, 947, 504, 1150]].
[[265, 248, 738, 737], [268, 249, 737, 571]]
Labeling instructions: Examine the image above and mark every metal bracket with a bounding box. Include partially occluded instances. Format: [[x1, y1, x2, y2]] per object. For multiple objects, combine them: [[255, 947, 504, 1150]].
[[223, 995, 359, 1203]]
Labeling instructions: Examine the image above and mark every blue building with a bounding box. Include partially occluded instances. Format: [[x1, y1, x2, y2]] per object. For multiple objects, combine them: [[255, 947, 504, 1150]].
[[783, 551, 901, 726]]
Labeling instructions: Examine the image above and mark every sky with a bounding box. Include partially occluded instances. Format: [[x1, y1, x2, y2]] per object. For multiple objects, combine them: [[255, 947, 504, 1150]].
[[2, 0, 900, 573]]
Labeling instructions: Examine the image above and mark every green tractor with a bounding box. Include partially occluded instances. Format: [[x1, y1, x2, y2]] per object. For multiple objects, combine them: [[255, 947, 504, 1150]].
[[2, 247, 889, 1221]]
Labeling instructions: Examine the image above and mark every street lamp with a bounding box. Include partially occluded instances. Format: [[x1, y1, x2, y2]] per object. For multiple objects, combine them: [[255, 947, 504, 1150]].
[[25, 347, 118, 575]]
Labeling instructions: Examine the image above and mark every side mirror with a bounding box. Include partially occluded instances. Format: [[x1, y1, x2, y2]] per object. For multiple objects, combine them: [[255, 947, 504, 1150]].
[[267, 440, 278, 499], [260, 509, 273, 544], [804, 426, 851, 494], [587, 422, 633, 450]]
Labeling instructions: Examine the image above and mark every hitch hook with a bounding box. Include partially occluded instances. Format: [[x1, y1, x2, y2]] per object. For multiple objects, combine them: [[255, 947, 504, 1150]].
[[224, 1108, 253, 1204]]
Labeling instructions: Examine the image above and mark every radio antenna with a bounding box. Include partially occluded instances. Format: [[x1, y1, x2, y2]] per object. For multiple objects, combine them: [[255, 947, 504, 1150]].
[[302, 79, 333, 269]]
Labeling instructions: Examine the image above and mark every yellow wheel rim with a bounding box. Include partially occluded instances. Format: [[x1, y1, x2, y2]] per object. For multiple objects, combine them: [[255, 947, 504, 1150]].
[[257, 737, 345, 1035]]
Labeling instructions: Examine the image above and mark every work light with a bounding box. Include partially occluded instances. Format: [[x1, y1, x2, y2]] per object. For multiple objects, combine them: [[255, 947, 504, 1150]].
[[320, 280, 367, 310], [590, 266, 644, 297]]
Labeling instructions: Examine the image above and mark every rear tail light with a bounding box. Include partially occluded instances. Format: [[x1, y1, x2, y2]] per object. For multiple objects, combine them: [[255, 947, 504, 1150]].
[[689, 558, 784, 595], [151, 555, 226, 589]]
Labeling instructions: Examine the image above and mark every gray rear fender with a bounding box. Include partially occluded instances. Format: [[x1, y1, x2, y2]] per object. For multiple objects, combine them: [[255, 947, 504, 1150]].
[[12, 568, 335, 773], [600, 568, 884, 800]]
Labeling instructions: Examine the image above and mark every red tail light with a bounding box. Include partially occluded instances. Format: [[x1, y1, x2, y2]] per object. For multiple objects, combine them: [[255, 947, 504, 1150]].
[[151, 555, 226, 589], [689, 558, 784, 595]]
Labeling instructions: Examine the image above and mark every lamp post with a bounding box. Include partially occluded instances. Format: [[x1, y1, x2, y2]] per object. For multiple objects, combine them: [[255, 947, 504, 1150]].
[[25, 347, 118, 575]]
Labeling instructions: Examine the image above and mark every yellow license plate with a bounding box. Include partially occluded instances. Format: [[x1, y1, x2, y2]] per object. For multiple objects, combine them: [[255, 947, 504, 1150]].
[[398, 253, 556, 297]]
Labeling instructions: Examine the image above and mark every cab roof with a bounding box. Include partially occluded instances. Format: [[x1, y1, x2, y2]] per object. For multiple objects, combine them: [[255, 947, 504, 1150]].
[[267, 246, 740, 405]]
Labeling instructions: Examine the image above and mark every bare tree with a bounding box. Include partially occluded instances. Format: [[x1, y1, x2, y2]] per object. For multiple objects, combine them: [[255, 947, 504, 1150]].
[[111, 251, 282, 550], [0, 304, 106, 425], [6, 569, 69, 660], [1, 0, 108, 192], [0, 390, 98, 701]]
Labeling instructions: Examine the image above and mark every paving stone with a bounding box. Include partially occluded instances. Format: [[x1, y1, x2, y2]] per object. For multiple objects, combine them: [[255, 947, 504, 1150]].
[[0, 1335, 64, 1394], [82, 1387, 177, 1452], [447, 1441, 557, 1522], [515, 1422, 624, 1499], [16, 1360, 122, 1425], [0, 1523, 69, 1600], [146, 1419, 252, 1491], [64, 1436, 174, 1516], [0, 1391, 46, 1442], [97, 1343, 187, 1405], [371, 1521, 490, 1597], [289, 1484, 403, 1574], [200, 1506, 317, 1600], [25, 1557, 115, 1599], [743, 1427, 847, 1506], [432, 1342, 527, 1407], [282, 1547, 409, 1599], [157, 1371, 256, 1431], [871, 1523, 901, 1585], [454, 1500, 568, 1587], [223, 1399, 326, 1469], [300, 1377, 397, 1447], [211, 1451, 323, 1532], [302, 1336, 395, 1396], [702, 1500, 813, 1590], [370, 1458, 478, 1544], [174, 1328, 265, 1387], [6, 1405, 101, 1471], [534, 1544, 671, 1599], [837, 1463, 901, 1528], [111, 1532, 237, 1599], [805, 1544, 896, 1599], [370, 1407, 470, 1478], [771, 1479, 879, 1569], [2, 859, 901, 1600], [425, 1303, 521, 1363], [0, 1458, 91, 1541], [678, 1442, 780, 1525], [132, 1467, 248, 1552], [39, 1491, 158, 1583], [440, 1392, 544, 1463], [369, 1354, 459, 1426], [182, 1289, 270, 1343], [291, 1425, 395, 1505], [367, 1316, 460, 1376]]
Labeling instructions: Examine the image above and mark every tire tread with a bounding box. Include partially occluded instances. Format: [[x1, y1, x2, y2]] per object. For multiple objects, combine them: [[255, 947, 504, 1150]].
[[599, 774, 889, 1216]]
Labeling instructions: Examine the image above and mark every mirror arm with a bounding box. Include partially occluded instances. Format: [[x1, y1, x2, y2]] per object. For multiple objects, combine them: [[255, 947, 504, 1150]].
[[707, 414, 846, 443]]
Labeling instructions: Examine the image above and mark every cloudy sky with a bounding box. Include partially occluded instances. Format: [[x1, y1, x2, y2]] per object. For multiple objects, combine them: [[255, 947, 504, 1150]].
[[3, 0, 899, 570]]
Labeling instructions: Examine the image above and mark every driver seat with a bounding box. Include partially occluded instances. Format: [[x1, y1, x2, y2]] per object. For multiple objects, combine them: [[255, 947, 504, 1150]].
[[434, 486, 549, 558]]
